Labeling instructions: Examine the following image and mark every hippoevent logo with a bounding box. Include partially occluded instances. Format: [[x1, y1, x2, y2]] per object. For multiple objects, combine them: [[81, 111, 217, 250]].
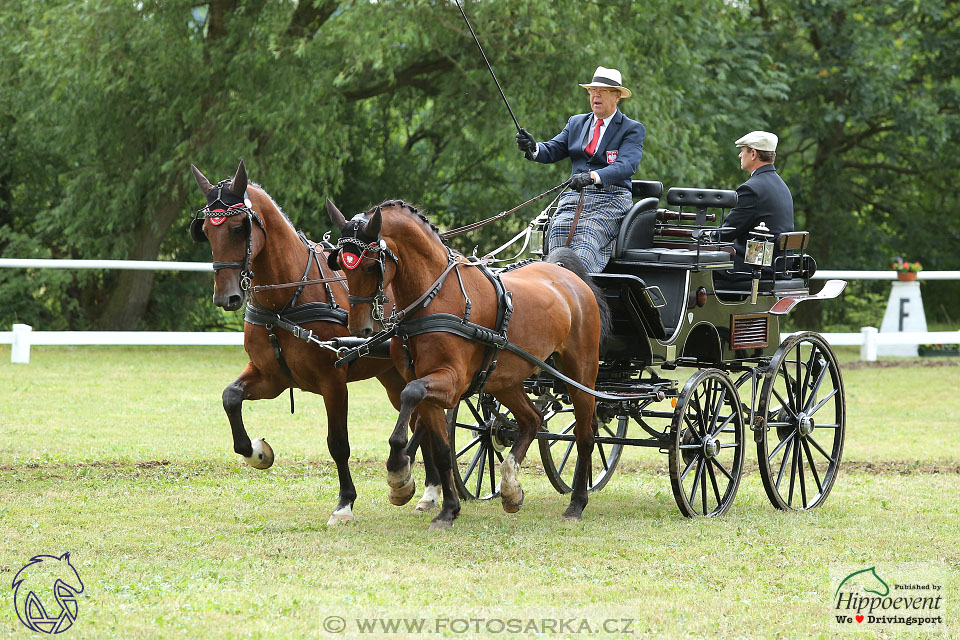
[[831, 564, 946, 631], [11, 553, 85, 634]]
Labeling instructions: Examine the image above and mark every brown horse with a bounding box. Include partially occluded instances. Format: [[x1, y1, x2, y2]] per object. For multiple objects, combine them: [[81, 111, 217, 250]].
[[189, 162, 442, 524], [326, 199, 610, 528]]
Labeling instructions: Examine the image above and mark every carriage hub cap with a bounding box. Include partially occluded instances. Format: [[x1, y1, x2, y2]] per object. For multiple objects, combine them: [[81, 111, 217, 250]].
[[703, 437, 721, 459], [798, 414, 815, 436]]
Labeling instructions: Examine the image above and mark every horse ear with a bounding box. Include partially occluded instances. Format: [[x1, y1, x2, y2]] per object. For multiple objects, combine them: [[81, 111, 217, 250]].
[[229, 160, 247, 197], [325, 198, 348, 230], [191, 164, 213, 195], [363, 206, 382, 238]]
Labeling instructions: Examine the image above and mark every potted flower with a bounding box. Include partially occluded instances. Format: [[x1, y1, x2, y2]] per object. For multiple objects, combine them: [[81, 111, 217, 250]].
[[891, 257, 922, 281]]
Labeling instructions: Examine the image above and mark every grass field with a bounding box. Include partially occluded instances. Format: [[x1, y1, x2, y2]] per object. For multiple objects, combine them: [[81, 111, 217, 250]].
[[1, 346, 958, 639]]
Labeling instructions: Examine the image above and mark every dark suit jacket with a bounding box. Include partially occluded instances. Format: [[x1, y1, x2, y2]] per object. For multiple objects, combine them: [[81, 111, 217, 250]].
[[721, 164, 794, 273], [532, 110, 645, 189]]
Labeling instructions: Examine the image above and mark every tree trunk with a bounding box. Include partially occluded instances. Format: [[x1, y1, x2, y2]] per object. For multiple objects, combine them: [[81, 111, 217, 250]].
[[95, 195, 185, 330]]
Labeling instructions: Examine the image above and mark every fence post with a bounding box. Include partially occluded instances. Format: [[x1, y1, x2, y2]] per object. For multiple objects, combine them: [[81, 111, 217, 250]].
[[12, 323, 32, 364], [860, 326, 878, 362]]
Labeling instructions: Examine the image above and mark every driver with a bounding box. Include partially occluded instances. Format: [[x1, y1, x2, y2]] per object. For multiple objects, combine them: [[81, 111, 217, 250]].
[[714, 130, 794, 286], [516, 66, 645, 272]]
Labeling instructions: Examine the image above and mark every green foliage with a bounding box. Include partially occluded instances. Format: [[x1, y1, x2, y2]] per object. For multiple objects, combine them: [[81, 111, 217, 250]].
[[0, 0, 957, 330]]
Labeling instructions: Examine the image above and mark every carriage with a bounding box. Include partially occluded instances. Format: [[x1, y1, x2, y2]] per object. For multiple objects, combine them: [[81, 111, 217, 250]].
[[444, 180, 847, 517], [191, 161, 846, 525]]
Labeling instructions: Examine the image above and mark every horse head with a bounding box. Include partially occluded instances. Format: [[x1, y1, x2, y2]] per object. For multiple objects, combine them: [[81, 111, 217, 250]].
[[190, 160, 266, 311], [326, 199, 394, 337]]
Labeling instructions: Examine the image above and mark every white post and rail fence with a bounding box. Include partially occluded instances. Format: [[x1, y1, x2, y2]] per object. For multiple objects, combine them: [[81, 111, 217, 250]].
[[1, 258, 958, 364]]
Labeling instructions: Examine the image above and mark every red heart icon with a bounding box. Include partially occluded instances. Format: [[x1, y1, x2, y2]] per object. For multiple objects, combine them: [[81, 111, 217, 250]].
[[855, 615, 864, 623]]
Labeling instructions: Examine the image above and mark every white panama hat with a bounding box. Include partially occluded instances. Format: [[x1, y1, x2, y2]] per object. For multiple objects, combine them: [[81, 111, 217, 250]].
[[579, 66, 632, 99]]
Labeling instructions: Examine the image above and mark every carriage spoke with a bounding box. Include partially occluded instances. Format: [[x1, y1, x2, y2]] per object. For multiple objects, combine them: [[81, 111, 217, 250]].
[[474, 442, 487, 497], [688, 457, 705, 507], [701, 459, 709, 514], [803, 355, 828, 413], [466, 399, 486, 425], [798, 441, 808, 507], [781, 361, 799, 412], [807, 388, 838, 416], [768, 430, 796, 462], [807, 434, 836, 465], [787, 438, 800, 507], [802, 438, 823, 494], [707, 458, 723, 508], [462, 443, 484, 485], [708, 384, 727, 435], [775, 438, 794, 489], [710, 458, 734, 482], [680, 452, 699, 483], [456, 435, 482, 458], [487, 440, 497, 495], [557, 438, 576, 474], [710, 410, 736, 439], [597, 442, 609, 471], [547, 420, 577, 448]]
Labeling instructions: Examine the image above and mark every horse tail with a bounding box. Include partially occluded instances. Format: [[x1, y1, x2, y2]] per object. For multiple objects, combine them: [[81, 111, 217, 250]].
[[544, 248, 612, 344]]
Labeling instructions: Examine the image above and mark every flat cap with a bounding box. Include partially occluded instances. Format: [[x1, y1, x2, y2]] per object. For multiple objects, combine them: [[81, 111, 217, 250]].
[[735, 130, 778, 152]]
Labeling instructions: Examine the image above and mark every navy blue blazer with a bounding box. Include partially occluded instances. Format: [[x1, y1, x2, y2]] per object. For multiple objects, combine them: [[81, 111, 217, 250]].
[[721, 164, 794, 273], [531, 110, 645, 189]]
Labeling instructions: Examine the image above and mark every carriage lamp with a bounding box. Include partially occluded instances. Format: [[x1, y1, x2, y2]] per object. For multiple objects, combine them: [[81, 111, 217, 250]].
[[745, 222, 774, 303]]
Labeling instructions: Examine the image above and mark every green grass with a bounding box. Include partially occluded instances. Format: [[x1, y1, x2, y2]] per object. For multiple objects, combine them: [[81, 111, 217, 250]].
[[1, 346, 958, 639]]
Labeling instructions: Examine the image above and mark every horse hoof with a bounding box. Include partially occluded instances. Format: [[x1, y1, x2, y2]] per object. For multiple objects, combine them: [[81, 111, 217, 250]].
[[327, 504, 355, 525], [415, 484, 440, 511], [429, 519, 454, 530], [501, 487, 525, 514], [243, 438, 274, 469], [562, 507, 583, 521], [388, 476, 416, 506], [327, 512, 355, 526], [415, 499, 438, 512]]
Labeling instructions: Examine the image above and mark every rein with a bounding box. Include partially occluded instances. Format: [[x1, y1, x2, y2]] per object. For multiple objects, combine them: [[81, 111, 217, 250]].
[[438, 180, 570, 240]]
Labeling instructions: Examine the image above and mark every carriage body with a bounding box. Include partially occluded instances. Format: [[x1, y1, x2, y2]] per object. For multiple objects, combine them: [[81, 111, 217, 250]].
[[448, 180, 847, 517]]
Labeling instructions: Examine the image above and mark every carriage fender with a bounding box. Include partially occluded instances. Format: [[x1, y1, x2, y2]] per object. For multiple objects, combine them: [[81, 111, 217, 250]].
[[769, 279, 846, 316]]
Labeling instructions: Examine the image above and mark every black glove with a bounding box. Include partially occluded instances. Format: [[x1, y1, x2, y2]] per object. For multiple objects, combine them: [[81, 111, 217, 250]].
[[516, 128, 537, 155], [569, 172, 594, 190]]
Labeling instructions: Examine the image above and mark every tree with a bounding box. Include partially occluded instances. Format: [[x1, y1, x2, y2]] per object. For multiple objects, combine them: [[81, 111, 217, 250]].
[[0, 0, 794, 330]]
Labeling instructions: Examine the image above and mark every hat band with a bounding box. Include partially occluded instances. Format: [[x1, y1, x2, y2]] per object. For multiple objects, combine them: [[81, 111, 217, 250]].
[[591, 75, 621, 87]]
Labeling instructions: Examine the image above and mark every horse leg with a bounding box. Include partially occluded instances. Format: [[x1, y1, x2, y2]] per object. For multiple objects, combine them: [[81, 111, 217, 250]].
[[493, 386, 543, 514], [386, 375, 462, 528], [562, 387, 598, 521], [417, 403, 461, 529], [413, 417, 441, 511], [319, 378, 358, 525], [384, 382, 423, 506], [377, 369, 441, 508], [222, 363, 286, 469]]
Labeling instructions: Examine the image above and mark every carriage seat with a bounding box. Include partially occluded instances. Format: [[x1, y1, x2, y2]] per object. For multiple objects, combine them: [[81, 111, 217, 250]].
[[615, 247, 733, 267], [611, 181, 664, 259]]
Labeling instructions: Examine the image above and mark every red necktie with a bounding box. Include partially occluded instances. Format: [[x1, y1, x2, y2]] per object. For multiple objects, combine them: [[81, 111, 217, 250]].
[[585, 118, 603, 156]]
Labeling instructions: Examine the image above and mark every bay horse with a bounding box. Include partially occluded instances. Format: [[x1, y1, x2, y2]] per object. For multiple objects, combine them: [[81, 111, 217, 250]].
[[189, 161, 441, 524], [325, 199, 610, 528]]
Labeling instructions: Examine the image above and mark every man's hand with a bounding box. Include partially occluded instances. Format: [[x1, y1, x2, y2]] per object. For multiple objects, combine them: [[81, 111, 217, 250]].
[[516, 128, 537, 155], [569, 172, 594, 190]]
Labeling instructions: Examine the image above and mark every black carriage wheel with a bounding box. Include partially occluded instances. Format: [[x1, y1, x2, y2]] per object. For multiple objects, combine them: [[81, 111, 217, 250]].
[[537, 391, 627, 495], [756, 332, 845, 511], [668, 368, 745, 517], [446, 395, 513, 501]]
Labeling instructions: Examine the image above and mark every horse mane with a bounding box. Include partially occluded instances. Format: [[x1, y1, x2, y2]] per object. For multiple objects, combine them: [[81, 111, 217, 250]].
[[368, 199, 446, 246], [248, 181, 297, 235]]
